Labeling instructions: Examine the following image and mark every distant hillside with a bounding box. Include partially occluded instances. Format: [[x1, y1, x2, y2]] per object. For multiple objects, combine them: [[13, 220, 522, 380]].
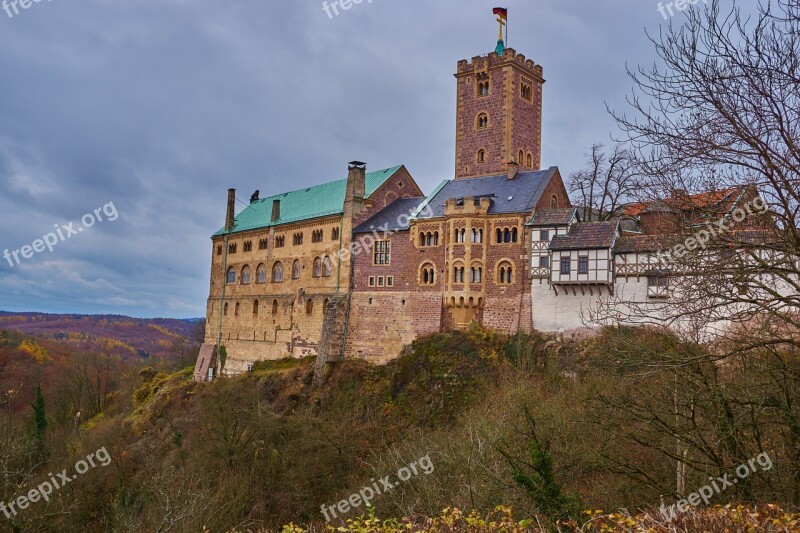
[[0, 312, 203, 362]]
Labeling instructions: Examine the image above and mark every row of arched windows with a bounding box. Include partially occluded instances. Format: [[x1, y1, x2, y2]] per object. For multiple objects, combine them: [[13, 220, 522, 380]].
[[517, 150, 534, 168], [453, 228, 485, 244], [418, 261, 512, 285], [419, 231, 439, 247], [221, 298, 330, 318], [226, 257, 333, 285], [496, 227, 519, 243]]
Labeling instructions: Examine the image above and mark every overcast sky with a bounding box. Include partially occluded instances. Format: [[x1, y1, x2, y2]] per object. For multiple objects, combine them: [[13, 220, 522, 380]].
[[0, 0, 733, 318]]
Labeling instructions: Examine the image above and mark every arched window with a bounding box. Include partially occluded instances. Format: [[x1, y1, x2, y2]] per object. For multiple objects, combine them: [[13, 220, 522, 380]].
[[256, 264, 267, 284], [419, 233, 426, 246], [306, 299, 314, 315], [420, 263, 436, 285], [323, 298, 329, 310], [453, 264, 465, 283], [323, 256, 332, 277], [226, 267, 236, 285], [518, 150, 524, 164], [272, 299, 278, 316], [471, 265, 483, 283], [292, 260, 301, 279], [551, 195, 558, 209], [527, 153, 533, 168], [224, 302, 229, 316], [272, 262, 283, 282], [477, 113, 488, 129], [478, 229, 483, 243], [235, 302, 240, 316], [313, 257, 322, 278], [477, 149, 485, 163], [504, 228, 511, 243], [433, 231, 439, 245], [240, 265, 251, 285], [512, 227, 518, 243], [496, 228, 503, 243], [253, 300, 259, 317], [498, 261, 514, 284]]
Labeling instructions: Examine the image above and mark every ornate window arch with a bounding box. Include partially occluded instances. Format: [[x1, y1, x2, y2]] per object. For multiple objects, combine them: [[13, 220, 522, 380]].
[[323, 256, 332, 277], [256, 263, 267, 284], [476, 112, 489, 129], [240, 265, 251, 285], [313, 257, 322, 278], [292, 259, 301, 280], [470, 262, 484, 283], [226, 267, 236, 285], [419, 262, 436, 285], [497, 260, 514, 284], [272, 262, 283, 282], [452, 262, 466, 283]]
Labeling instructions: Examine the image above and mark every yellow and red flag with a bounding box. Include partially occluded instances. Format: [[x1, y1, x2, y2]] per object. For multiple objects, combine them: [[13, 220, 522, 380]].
[[493, 7, 508, 20]]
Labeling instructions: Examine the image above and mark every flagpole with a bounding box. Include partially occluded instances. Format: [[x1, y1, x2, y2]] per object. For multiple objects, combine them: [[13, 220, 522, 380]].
[[506, 7, 509, 46]]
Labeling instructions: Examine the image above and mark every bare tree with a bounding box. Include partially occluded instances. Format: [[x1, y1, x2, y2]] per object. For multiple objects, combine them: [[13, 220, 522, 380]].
[[568, 143, 640, 221]]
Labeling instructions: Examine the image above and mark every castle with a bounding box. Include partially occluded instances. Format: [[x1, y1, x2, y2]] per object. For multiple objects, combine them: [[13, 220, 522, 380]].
[[193, 26, 770, 380]]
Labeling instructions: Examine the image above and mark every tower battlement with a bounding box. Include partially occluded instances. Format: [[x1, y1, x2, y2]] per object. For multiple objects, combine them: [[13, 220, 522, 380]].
[[456, 48, 543, 80]]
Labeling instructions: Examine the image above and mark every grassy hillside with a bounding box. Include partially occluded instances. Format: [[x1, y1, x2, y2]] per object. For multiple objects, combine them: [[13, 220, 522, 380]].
[[0, 324, 798, 532]]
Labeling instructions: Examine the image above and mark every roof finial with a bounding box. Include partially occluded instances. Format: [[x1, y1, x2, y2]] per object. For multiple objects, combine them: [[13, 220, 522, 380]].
[[493, 7, 507, 55]]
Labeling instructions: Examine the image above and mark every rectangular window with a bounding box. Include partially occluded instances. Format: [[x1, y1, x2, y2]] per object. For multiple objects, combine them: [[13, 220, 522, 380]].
[[648, 276, 669, 288], [539, 256, 549, 268], [275, 236, 285, 248], [378, 276, 385, 287], [258, 239, 268, 250], [560, 257, 571, 275], [387, 276, 394, 287], [243, 241, 253, 252], [373, 240, 391, 265], [578, 256, 589, 274], [228, 243, 237, 254], [368, 276, 375, 287], [216, 245, 222, 256], [540, 230, 549, 241]]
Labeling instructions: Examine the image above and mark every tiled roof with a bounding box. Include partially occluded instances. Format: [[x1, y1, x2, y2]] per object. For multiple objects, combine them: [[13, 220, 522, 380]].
[[613, 234, 682, 253], [354, 197, 426, 234], [623, 187, 744, 217], [527, 207, 578, 226], [549, 221, 619, 251], [214, 165, 403, 236], [416, 167, 560, 219]]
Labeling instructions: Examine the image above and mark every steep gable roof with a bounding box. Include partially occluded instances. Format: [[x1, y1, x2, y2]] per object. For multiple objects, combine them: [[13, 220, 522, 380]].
[[354, 197, 426, 234], [527, 207, 578, 226], [415, 167, 560, 219], [549, 221, 619, 251], [215, 165, 403, 236]]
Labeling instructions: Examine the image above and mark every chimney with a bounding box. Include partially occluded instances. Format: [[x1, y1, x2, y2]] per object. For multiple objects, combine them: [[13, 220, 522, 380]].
[[271, 199, 281, 222], [507, 160, 519, 180], [225, 188, 236, 231], [346, 161, 366, 200]]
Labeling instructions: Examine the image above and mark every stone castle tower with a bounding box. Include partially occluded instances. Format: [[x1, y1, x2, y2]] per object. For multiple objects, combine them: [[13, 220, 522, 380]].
[[454, 46, 545, 179]]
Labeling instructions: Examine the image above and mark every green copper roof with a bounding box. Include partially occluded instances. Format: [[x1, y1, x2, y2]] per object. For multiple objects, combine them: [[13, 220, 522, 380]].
[[495, 39, 506, 56], [214, 165, 403, 236]]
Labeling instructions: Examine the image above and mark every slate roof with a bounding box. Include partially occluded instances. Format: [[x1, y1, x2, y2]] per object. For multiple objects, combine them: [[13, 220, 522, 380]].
[[214, 165, 403, 236], [527, 207, 578, 226], [354, 197, 426, 234], [549, 221, 619, 251], [415, 167, 560, 219]]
